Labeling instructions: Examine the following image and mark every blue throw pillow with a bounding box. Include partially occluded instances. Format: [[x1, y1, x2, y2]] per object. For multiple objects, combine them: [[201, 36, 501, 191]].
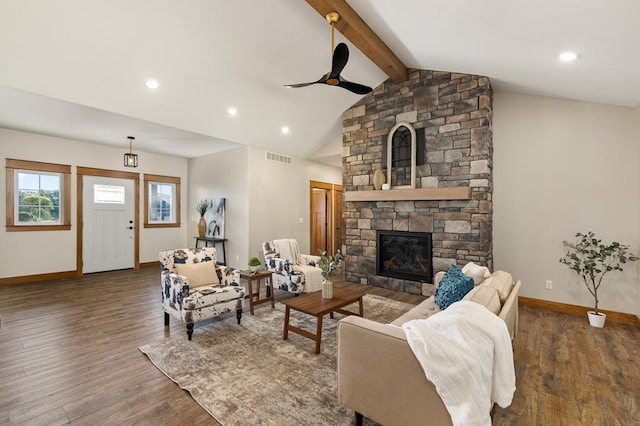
[[434, 265, 474, 310]]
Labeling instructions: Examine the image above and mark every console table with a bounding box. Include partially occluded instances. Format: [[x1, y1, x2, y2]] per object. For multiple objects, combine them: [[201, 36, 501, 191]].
[[194, 237, 227, 265]]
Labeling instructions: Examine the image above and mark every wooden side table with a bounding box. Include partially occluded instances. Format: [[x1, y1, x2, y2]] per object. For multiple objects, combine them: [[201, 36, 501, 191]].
[[239, 270, 275, 315]]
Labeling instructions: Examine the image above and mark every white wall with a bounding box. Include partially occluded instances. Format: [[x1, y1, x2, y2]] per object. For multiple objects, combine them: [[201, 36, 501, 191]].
[[188, 147, 249, 270], [493, 92, 640, 314], [247, 146, 342, 262], [0, 128, 188, 279], [186, 145, 342, 269], [2, 129, 342, 280]]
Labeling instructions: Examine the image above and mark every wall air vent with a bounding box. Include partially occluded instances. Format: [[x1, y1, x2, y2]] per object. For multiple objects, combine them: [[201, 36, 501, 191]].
[[265, 151, 292, 165]]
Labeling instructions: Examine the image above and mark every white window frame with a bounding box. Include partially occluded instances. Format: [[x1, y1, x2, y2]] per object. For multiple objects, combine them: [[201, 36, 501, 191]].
[[15, 170, 64, 225]]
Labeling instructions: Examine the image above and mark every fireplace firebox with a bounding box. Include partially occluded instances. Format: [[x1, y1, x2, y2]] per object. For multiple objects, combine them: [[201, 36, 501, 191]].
[[376, 230, 433, 283]]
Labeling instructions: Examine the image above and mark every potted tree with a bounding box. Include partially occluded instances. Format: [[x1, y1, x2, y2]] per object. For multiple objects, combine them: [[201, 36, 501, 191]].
[[559, 231, 638, 328], [248, 256, 261, 273]]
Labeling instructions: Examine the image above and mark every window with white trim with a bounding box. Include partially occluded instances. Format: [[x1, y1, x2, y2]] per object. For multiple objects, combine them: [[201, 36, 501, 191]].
[[17, 171, 62, 223]]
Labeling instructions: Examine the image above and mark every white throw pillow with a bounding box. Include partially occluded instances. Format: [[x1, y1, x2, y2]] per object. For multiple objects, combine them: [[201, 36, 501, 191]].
[[175, 261, 219, 286], [461, 261, 491, 285]]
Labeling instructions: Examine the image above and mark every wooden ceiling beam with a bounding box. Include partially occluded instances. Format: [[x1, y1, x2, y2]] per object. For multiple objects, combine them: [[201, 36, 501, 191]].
[[305, 0, 408, 84]]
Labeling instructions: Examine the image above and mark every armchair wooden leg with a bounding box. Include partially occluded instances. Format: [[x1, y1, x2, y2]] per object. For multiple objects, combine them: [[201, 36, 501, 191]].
[[164, 312, 170, 327], [236, 308, 242, 325], [186, 322, 194, 340], [355, 412, 363, 426]]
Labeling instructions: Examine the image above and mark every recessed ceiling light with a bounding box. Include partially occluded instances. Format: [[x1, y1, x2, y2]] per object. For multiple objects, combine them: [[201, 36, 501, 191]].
[[145, 79, 159, 89], [559, 51, 579, 62], [281, 126, 290, 135], [227, 107, 238, 116]]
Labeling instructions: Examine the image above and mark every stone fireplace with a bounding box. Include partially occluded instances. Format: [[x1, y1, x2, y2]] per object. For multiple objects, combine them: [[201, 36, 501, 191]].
[[342, 69, 493, 295]]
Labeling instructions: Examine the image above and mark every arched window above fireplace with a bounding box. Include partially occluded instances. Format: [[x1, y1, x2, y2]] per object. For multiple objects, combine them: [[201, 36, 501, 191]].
[[386, 122, 416, 189]]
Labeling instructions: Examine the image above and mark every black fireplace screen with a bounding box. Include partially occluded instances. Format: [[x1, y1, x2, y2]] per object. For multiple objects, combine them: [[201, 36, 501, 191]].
[[376, 230, 433, 282]]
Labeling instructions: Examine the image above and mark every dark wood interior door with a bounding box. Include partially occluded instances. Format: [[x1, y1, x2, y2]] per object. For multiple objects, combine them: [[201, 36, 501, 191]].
[[310, 187, 328, 256], [310, 181, 343, 256]]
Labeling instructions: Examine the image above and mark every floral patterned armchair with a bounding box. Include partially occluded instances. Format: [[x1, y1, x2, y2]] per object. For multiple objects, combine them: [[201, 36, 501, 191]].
[[262, 239, 323, 294], [159, 247, 244, 340]]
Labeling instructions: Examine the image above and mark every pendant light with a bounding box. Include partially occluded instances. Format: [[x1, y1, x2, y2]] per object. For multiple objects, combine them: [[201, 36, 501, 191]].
[[124, 136, 138, 167]]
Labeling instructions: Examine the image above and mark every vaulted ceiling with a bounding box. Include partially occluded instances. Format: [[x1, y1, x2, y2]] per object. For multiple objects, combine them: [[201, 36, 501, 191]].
[[1, 0, 638, 165]]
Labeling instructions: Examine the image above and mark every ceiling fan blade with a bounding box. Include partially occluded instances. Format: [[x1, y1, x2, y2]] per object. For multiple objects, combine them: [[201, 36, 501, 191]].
[[329, 43, 349, 79], [339, 79, 373, 95], [284, 82, 318, 88], [285, 72, 331, 89]]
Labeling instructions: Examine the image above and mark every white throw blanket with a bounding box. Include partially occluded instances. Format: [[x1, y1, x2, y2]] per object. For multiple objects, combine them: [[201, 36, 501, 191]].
[[274, 239, 300, 264], [295, 265, 323, 292], [274, 239, 323, 292], [402, 301, 515, 426]]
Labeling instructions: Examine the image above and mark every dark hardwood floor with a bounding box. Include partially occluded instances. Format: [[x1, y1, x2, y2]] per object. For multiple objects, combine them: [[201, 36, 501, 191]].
[[0, 268, 638, 425], [493, 305, 640, 425]]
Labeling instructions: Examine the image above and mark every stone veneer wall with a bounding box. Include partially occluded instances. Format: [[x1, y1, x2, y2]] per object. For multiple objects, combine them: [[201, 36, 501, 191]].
[[342, 69, 493, 294]]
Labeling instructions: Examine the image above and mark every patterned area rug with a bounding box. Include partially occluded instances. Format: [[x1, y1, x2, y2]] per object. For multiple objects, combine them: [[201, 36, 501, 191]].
[[139, 294, 415, 425]]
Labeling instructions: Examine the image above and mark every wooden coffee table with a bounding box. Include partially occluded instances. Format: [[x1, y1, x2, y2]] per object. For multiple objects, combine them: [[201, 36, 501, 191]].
[[281, 287, 365, 354]]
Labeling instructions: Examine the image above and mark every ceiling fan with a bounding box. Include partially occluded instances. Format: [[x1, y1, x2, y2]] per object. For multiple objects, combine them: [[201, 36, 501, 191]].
[[285, 12, 373, 95]]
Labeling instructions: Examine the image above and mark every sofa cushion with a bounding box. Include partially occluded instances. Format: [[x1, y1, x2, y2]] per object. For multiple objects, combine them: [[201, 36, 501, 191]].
[[481, 270, 513, 304], [390, 297, 440, 327], [434, 265, 474, 310], [175, 261, 220, 286], [463, 285, 501, 315], [462, 261, 491, 286]]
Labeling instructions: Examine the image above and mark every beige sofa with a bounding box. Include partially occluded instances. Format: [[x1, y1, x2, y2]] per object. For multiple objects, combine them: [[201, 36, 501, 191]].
[[337, 269, 521, 426]]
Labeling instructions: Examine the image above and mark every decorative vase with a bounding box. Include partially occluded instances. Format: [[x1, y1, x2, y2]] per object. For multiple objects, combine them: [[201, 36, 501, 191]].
[[373, 164, 385, 190], [587, 311, 606, 328], [250, 265, 258, 273], [322, 279, 333, 299], [198, 216, 206, 238]]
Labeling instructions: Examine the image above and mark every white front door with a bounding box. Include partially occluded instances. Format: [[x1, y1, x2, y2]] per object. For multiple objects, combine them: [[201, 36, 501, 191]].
[[83, 176, 135, 273]]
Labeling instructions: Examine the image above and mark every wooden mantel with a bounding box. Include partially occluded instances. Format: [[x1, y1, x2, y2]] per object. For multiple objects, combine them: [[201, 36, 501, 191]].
[[343, 187, 471, 202]]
